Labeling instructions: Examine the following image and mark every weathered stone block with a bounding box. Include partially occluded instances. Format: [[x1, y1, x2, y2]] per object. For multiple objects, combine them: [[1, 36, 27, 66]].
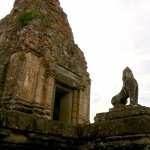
[[78, 105, 150, 150]]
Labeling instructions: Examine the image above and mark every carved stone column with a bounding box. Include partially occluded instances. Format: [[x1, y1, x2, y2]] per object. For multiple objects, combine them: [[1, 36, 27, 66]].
[[77, 85, 90, 124], [71, 90, 79, 125]]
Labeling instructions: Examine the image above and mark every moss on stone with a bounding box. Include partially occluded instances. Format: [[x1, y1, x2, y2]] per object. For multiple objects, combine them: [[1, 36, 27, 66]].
[[18, 10, 40, 27], [4, 133, 27, 143], [18, 53, 26, 62]]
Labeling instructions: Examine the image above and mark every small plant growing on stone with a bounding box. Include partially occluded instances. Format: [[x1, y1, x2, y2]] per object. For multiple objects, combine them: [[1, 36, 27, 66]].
[[18, 10, 40, 27]]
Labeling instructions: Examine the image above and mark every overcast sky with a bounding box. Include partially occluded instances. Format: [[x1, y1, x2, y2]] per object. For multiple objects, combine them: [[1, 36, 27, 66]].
[[0, 0, 150, 122]]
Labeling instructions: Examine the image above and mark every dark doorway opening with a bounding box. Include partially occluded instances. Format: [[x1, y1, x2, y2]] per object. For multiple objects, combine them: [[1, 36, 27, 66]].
[[53, 83, 73, 123], [53, 86, 67, 120]]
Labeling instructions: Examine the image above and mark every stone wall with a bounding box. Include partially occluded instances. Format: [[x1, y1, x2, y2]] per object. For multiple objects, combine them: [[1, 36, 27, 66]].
[[0, 110, 78, 150], [1, 105, 150, 149], [78, 105, 150, 150], [0, 0, 91, 125]]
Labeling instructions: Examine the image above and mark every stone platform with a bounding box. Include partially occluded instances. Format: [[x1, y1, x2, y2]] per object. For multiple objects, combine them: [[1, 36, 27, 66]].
[[93, 105, 150, 137], [95, 104, 150, 122], [0, 110, 78, 150], [1, 106, 150, 149], [79, 105, 150, 150]]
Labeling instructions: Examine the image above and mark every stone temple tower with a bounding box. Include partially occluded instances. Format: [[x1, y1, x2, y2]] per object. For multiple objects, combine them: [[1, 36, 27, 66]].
[[0, 0, 90, 125]]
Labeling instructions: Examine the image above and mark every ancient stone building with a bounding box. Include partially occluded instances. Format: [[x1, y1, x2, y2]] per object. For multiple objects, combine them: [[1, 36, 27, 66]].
[[0, 0, 150, 150], [0, 0, 90, 125]]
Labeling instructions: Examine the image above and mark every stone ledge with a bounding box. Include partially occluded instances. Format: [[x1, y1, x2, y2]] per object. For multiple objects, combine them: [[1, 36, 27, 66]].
[[0, 110, 78, 138], [0, 110, 78, 149], [94, 105, 150, 122], [0, 96, 51, 119], [0, 128, 78, 150], [79, 105, 150, 139]]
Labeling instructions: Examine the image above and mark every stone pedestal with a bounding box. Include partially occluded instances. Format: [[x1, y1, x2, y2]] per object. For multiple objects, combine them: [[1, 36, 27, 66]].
[[95, 104, 150, 122], [94, 105, 150, 136], [91, 105, 150, 150]]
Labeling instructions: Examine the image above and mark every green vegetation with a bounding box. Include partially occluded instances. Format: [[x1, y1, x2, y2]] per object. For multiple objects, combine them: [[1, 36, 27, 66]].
[[18, 10, 55, 29], [18, 10, 40, 27]]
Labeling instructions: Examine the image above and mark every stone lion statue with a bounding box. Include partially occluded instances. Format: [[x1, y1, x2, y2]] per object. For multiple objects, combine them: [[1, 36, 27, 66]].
[[111, 67, 138, 108]]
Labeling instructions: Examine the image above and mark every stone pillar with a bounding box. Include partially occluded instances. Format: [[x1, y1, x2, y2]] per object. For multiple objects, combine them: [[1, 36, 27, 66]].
[[43, 76, 55, 119], [2, 52, 41, 111], [3, 52, 27, 98], [78, 88, 86, 124], [84, 85, 91, 123], [71, 90, 79, 125], [3, 52, 41, 102], [77, 85, 90, 124], [34, 64, 45, 105], [16, 52, 40, 102], [2, 52, 56, 119], [27, 56, 55, 119]]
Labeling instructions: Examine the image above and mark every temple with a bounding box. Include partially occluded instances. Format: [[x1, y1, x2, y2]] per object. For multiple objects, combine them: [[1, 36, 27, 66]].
[[0, 0, 150, 149], [0, 0, 90, 125]]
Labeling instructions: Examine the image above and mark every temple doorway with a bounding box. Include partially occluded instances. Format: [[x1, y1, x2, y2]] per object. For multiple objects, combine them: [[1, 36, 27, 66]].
[[53, 84, 73, 124]]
